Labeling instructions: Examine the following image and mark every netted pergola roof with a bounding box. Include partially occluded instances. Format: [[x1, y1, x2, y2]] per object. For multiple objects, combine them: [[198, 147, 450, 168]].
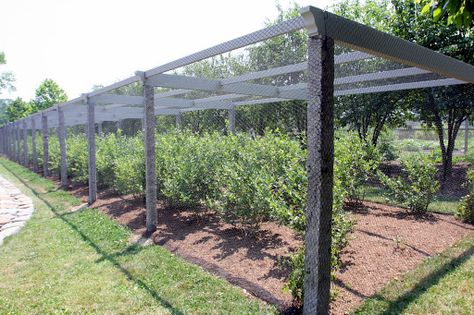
[[11, 6, 473, 129]]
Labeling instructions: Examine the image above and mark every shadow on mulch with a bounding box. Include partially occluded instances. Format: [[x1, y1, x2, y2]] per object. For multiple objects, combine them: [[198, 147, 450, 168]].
[[64, 180, 473, 315]]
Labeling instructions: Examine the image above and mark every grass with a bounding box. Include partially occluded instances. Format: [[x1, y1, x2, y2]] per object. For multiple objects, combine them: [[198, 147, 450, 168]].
[[354, 231, 474, 315], [0, 158, 276, 314], [363, 185, 460, 214]]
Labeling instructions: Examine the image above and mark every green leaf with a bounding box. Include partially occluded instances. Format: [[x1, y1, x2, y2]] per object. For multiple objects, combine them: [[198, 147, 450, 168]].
[[421, 3, 432, 14], [433, 7, 443, 21]]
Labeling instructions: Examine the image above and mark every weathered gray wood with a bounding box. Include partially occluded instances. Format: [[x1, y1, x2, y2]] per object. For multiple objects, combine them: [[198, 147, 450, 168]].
[[143, 80, 157, 233], [31, 118, 38, 172], [22, 120, 28, 166], [86, 96, 97, 204], [175, 113, 182, 129], [228, 107, 236, 134], [16, 122, 21, 163], [303, 35, 335, 315], [57, 106, 68, 188], [42, 114, 49, 177], [464, 120, 469, 155], [97, 122, 103, 136]]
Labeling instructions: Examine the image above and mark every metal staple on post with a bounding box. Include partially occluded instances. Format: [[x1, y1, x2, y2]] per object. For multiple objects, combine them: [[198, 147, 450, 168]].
[[42, 113, 49, 177], [58, 106, 68, 188], [303, 35, 335, 315], [138, 71, 158, 234], [85, 94, 97, 204]]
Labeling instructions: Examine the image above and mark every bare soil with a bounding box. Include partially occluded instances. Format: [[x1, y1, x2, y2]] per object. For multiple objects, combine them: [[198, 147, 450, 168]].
[[65, 183, 474, 314]]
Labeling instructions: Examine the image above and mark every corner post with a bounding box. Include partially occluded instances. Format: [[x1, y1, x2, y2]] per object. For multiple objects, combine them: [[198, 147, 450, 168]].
[[85, 94, 97, 204], [301, 7, 335, 315], [57, 106, 68, 188], [41, 113, 49, 177], [31, 117, 38, 172], [137, 71, 157, 234]]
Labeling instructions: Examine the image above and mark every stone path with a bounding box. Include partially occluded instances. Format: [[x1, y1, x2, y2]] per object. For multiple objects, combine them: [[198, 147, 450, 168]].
[[0, 174, 34, 246]]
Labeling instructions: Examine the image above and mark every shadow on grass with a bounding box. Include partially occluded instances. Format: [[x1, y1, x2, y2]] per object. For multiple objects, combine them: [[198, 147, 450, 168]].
[[0, 160, 184, 315], [360, 243, 474, 315]]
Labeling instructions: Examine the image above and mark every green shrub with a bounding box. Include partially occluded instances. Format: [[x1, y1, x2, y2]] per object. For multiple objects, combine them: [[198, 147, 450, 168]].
[[66, 134, 88, 183], [378, 129, 398, 161], [334, 131, 380, 203], [112, 135, 145, 197], [379, 153, 439, 213], [456, 170, 474, 224]]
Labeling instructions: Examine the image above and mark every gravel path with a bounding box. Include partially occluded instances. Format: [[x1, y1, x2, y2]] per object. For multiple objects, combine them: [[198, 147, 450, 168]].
[[0, 175, 34, 246]]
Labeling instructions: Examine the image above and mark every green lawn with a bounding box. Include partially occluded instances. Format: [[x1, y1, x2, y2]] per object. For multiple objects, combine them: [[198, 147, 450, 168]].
[[0, 158, 275, 314], [354, 232, 474, 315], [364, 185, 460, 214]]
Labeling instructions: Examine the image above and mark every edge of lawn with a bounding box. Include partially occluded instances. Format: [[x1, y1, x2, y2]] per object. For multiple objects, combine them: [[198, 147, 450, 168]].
[[0, 157, 276, 314], [354, 230, 474, 314]]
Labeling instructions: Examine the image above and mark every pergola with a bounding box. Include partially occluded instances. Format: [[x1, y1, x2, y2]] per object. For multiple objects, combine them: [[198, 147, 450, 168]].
[[1, 6, 473, 314]]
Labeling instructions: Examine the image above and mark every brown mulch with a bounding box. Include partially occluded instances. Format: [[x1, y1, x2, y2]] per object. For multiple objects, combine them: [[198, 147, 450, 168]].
[[65, 183, 474, 314], [332, 201, 473, 315]]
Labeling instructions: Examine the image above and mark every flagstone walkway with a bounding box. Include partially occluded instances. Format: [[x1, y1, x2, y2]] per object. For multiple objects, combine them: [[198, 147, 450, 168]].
[[0, 175, 34, 246]]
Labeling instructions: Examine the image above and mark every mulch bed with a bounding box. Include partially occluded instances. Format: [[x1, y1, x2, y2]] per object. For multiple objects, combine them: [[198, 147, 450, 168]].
[[64, 183, 473, 314]]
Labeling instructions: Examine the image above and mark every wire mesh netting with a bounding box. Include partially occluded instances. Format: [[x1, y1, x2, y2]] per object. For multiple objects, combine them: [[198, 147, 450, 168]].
[[1, 8, 473, 315]]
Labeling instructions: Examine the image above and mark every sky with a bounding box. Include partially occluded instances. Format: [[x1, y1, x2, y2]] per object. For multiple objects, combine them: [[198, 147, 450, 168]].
[[0, 0, 336, 101]]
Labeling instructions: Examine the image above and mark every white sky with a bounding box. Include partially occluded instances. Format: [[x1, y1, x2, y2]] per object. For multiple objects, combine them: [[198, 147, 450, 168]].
[[0, 0, 335, 101]]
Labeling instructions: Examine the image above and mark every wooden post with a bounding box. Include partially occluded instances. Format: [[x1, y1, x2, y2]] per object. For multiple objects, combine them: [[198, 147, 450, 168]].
[[57, 106, 68, 188], [85, 94, 97, 204], [176, 113, 182, 129], [16, 122, 21, 163], [303, 35, 335, 315], [464, 119, 469, 155], [31, 117, 38, 172], [42, 113, 49, 177], [138, 71, 157, 234], [97, 121, 103, 136], [228, 106, 236, 134], [22, 120, 28, 166]]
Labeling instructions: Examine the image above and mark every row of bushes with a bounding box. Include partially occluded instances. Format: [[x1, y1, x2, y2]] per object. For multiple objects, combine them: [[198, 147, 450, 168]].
[[33, 130, 372, 303]]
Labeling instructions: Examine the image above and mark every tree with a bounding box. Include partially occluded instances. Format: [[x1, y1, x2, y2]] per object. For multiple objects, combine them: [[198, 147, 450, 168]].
[[32, 79, 68, 111], [420, 0, 474, 29], [4, 97, 33, 122], [0, 51, 15, 95], [392, 0, 474, 179], [331, 0, 414, 146]]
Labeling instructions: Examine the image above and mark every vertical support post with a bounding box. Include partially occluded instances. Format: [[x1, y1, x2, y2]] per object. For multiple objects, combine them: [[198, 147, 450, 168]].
[[303, 35, 335, 314], [32, 117, 38, 172], [16, 122, 21, 163], [464, 119, 469, 155], [176, 113, 182, 129], [138, 71, 157, 234], [97, 121, 103, 136], [85, 94, 97, 204], [228, 106, 236, 134], [22, 120, 28, 165], [57, 106, 68, 188], [42, 113, 49, 177]]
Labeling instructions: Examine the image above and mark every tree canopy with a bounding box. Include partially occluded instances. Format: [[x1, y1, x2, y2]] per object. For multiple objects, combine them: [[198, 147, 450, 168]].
[[0, 51, 15, 95], [32, 78, 68, 111], [420, 0, 474, 29]]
